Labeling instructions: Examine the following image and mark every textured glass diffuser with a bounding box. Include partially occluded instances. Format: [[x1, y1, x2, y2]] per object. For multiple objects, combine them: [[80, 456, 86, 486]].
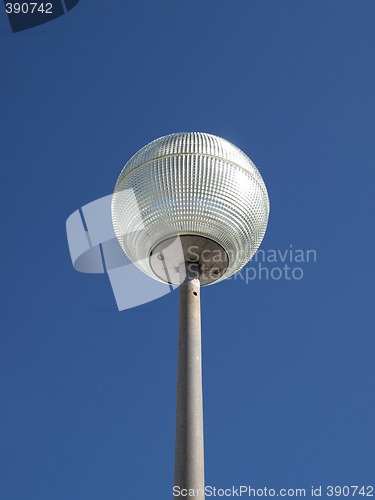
[[111, 132, 270, 285]]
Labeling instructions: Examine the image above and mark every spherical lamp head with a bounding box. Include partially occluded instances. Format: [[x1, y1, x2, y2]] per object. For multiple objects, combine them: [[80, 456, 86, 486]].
[[111, 132, 270, 286]]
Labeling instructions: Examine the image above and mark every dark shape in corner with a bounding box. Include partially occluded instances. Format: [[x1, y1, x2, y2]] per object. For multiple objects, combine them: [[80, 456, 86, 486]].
[[5, 0, 80, 33]]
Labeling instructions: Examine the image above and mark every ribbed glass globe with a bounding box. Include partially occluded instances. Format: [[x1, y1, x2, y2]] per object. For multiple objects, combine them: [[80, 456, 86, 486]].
[[111, 132, 270, 285]]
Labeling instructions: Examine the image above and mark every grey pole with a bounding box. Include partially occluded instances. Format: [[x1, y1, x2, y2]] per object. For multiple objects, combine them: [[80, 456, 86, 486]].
[[174, 262, 205, 499]]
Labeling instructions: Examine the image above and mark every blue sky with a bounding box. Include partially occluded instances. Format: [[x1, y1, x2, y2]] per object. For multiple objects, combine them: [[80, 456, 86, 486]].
[[1, 1, 374, 498]]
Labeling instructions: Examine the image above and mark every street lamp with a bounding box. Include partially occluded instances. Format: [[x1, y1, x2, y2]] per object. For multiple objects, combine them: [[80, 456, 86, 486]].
[[111, 132, 269, 498]]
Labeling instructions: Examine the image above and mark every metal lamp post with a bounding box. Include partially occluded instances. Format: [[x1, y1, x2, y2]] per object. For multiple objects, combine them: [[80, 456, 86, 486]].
[[111, 132, 270, 498]]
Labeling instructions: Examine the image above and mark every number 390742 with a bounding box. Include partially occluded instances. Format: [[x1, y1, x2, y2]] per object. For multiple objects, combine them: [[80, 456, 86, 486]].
[[5, 3, 53, 14]]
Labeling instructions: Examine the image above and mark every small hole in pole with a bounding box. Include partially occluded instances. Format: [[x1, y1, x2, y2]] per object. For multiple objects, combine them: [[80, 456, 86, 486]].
[[193, 291, 198, 296]]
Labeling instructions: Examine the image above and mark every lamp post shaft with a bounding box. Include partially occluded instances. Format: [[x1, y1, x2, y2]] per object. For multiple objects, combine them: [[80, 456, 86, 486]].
[[174, 262, 205, 499]]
